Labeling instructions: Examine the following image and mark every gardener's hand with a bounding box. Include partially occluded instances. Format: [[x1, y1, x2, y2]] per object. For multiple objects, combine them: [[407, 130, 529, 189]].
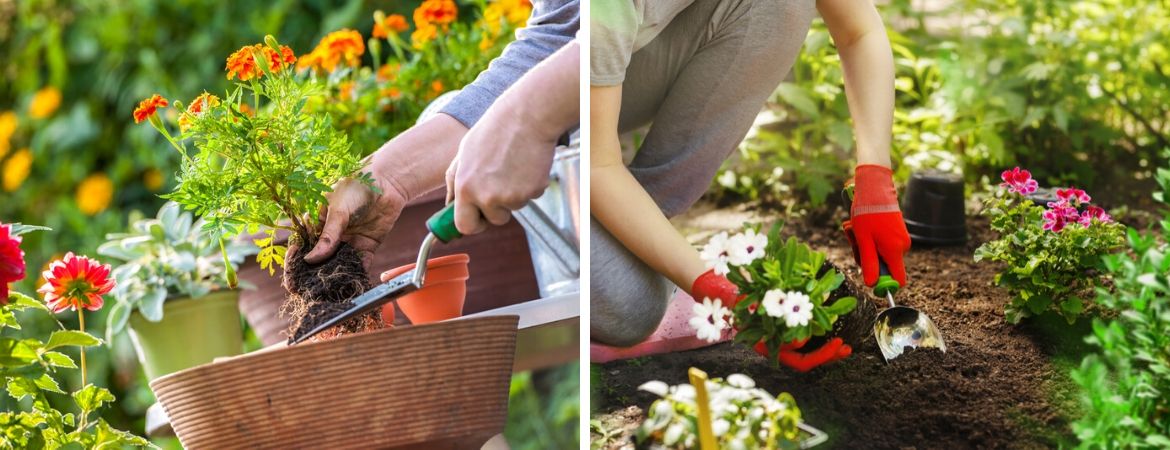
[[444, 108, 556, 236], [848, 164, 911, 287], [690, 269, 741, 308], [754, 338, 853, 372], [298, 176, 408, 268]]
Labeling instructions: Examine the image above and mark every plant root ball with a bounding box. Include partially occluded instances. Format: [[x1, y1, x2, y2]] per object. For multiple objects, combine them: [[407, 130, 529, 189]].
[[805, 261, 876, 351], [282, 241, 382, 343]]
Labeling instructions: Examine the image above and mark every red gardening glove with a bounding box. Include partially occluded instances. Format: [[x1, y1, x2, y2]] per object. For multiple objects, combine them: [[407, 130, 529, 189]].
[[753, 338, 852, 372], [847, 165, 911, 287], [690, 269, 741, 308]]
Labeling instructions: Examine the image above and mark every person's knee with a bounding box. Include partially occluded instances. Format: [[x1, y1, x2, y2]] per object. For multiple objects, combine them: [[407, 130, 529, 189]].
[[589, 219, 676, 346]]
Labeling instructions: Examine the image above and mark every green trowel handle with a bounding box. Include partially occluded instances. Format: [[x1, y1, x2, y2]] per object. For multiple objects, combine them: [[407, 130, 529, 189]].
[[426, 203, 463, 243], [874, 258, 900, 297]]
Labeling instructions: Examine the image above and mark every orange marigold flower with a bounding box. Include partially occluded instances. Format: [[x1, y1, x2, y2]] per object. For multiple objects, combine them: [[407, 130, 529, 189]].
[[386, 14, 409, 33], [377, 62, 400, 82], [339, 81, 356, 101], [179, 92, 221, 132], [133, 94, 169, 124], [414, 0, 457, 28], [226, 44, 296, 81], [299, 29, 365, 74], [238, 102, 255, 117], [38, 252, 115, 313], [382, 87, 402, 100], [431, 80, 445, 94]]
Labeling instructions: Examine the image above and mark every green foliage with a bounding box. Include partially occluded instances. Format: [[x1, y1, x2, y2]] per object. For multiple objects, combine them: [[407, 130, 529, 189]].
[[152, 38, 369, 273], [974, 187, 1126, 324], [1071, 154, 1170, 448], [721, 225, 857, 364], [505, 363, 579, 450], [97, 202, 256, 339], [0, 292, 152, 449]]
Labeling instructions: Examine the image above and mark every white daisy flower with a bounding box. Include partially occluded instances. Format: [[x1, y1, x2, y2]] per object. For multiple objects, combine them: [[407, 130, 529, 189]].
[[726, 374, 755, 389], [639, 380, 669, 397], [690, 297, 731, 343], [780, 291, 814, 328], [712, 419, 730, 437], [761, 289, 786, 318], [699, 231, 733, 275], [727, 229, 768, 266]]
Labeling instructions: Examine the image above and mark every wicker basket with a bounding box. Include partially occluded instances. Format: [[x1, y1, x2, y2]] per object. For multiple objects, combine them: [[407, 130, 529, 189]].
[[151, 315, 519, 449]]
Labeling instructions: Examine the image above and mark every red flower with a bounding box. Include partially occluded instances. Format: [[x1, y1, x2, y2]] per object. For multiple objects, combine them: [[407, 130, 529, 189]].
[[38, 252, 114, 313], [0, 222, 26, 305], [1000, 166, 1038, 195], [133, 94, 169, 124]]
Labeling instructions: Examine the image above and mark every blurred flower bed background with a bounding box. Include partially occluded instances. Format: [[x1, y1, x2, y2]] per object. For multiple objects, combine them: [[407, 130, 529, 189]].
[[1, 1, 576, 447], [713, 0, 1169, 213]]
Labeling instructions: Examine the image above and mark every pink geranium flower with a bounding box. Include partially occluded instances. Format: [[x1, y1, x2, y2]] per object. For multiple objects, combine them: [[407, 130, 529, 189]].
[[1079, 206, 1113, 226], [0, 222, 26, 306], [1056, 188, 1091, 204], [38, 252, 115, 313], [1042, 208, 1068, 232], [1000, 167, 1038, 195]]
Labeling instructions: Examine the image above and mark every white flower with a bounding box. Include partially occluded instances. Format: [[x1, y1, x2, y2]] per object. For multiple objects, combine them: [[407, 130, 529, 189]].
[[761, 289, 786, 318], [779, 291, 814, 328], [699, 231, 733, 275], [712, 419, 730, 437], [672, 384, 696, 402], [726, 374, 755, 389], [727, 229, 767, 266], [690, 297, 731, 343], [664, 422, 685, 446], [639, 380, 669, 397]]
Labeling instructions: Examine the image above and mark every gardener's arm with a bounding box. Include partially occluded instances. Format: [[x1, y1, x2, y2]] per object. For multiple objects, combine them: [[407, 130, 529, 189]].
[[590, 85, 707, 292], [446, 40, 581, 235], [819, 0, 911, 287]]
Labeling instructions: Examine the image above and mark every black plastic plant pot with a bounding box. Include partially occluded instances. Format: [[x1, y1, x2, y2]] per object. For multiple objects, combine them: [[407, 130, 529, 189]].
[[901, 170, 968, 246], [1025, 187, 1060, 208]]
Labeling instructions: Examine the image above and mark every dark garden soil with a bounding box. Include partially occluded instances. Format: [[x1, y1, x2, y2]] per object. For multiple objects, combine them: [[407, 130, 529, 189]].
[[592, 203, 1096, 450], [283, 241, 383, 342]]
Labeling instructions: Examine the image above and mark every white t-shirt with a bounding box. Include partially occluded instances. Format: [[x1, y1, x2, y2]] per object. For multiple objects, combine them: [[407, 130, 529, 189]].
[[590, 0, 695, 85]]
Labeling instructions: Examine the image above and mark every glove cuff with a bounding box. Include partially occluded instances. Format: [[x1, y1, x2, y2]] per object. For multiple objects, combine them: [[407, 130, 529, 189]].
[[691, 269, 739, 308], [852, 164, 899, 216]]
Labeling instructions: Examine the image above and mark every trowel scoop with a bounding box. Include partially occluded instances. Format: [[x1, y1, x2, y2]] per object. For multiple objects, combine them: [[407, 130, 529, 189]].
[[872, 259, 946, 362]]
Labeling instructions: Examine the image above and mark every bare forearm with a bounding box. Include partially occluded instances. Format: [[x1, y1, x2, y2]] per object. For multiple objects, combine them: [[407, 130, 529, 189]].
[[821, 1, 894, 167], [368, 113, 468, 200]]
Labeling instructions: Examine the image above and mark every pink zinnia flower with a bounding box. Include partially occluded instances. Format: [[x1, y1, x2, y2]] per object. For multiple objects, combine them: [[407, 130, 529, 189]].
[[38, 252, 115, 313], [1000, 167, 1038, 195], [0, 223, 26, 306], [1056, 188, 1091, 205]]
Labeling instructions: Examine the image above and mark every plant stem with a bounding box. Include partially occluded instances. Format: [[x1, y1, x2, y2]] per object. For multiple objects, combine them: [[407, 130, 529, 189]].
[[77, 308, 87, 384]]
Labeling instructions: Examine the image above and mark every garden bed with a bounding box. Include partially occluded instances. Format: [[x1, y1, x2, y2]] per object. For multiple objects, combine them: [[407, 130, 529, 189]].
[[592, 203, 1094, 449]]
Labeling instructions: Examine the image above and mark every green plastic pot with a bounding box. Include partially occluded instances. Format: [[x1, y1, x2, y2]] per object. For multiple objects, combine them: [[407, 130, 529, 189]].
[[128, 290, 244, 381]]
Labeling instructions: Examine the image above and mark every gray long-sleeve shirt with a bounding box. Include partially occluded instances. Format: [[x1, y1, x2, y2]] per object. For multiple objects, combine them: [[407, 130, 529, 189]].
[[440, 0, 580, 127]]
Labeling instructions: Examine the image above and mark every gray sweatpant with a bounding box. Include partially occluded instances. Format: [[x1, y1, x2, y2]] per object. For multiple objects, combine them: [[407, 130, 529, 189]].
[[591, 0, 817, 346]]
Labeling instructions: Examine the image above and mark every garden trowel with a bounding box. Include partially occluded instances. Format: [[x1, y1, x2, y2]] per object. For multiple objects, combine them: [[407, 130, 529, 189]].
[[290, 203, 464, 344], [870, 259, 947, 362]]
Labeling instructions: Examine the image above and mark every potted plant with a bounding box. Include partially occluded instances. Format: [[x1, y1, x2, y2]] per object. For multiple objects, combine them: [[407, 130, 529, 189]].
[[635, 370, 827, 448], [97, 202, 255, 380], [694, 224, 861, 368], [135, 34, 382, 340], [974, 167, 1126, 323]]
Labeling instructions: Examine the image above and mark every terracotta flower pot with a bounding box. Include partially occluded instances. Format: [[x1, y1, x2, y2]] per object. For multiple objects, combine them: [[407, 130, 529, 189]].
[[380, 253, 469, 325], [151, 316, 519, 449]]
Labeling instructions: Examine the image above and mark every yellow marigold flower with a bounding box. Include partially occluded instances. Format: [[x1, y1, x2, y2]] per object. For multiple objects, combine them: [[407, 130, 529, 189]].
[[483, 0, 531, 34], [76, 173, 114, 216], [29, 87, 62, 119], [411, 24, 438, 50], [299, 29, 365, 73], [143, 169, 164, 192], [414, 0, 457, 29], [0, 111, 15, 157], [479, 37, 495, 50], [179, 92, 220, 132], [2, 148, 32, 192]]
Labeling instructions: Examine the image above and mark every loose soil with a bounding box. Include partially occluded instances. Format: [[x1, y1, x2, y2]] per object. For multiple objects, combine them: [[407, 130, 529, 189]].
[[592, 203, 1094, 449], [283, 241, 383, 342]]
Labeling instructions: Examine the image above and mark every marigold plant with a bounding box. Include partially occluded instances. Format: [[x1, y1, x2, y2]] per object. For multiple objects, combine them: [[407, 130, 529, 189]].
[[974, 167, 1126, 323]]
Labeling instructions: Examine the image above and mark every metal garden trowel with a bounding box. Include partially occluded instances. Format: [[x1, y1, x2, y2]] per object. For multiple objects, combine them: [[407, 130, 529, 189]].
[[871, 259, 946, 362]]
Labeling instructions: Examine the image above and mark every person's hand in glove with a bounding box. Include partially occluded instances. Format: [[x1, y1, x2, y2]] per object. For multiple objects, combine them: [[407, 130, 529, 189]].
[[691, 269, 852, 371], [844, 164, 911, 287]]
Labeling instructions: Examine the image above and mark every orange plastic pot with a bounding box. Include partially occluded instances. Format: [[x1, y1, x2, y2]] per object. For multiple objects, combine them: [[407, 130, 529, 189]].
[[380, 253, 469, 325]]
